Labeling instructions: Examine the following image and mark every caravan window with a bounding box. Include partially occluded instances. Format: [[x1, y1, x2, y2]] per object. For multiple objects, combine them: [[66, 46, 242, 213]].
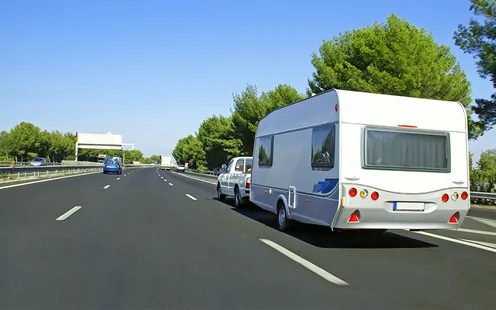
[[311, 124, 336, 170], [258, 136, 273, 167], [364, 128, 450, 172]]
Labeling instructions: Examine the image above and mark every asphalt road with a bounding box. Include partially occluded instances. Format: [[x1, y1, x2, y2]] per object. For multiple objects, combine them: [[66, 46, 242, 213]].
[[1, 168, 496, 309]]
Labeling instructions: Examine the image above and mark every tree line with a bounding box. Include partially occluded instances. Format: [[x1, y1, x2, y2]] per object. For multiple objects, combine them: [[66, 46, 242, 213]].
[[0, 121, 160, 165], [172, 3, 496, 196]]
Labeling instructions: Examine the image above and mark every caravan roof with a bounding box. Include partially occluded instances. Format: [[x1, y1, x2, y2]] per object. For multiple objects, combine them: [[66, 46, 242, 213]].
[[255, 89, 467, 138]]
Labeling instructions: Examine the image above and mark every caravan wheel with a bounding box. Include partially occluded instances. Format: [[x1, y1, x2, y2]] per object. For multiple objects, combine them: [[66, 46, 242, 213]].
[[277, 202, 291, 232]]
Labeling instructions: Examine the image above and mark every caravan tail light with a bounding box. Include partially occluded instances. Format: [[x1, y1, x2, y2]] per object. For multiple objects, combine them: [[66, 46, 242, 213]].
[[461, 191, 468, 200], [347, 210, 360, 223], [451, 192, 459, 200], [349, 187, 357, 197], [245, 176, 251, 189], [371, 191, 379, 201], [448, 212, 460, 224], [359, 189, 368, 198], [442, 194, 449, 203]]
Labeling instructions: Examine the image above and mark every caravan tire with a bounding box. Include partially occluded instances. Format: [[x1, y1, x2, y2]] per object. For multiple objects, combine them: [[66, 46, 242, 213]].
[[277, 202, 291, 232]]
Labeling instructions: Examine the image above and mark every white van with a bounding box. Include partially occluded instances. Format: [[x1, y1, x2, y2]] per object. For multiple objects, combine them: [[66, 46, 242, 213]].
[[249, 89, 470, 233]]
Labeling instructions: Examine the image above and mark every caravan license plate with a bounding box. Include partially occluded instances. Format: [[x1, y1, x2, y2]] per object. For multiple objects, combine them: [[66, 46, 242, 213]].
[[393, 202, 425, 211]]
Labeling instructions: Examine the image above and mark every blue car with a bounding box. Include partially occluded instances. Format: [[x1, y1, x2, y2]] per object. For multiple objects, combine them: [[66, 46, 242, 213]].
[[103, 158, 122, 174]]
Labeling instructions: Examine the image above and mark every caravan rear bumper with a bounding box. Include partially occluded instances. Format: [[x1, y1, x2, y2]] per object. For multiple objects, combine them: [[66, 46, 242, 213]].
[[333, 185, 470, 230], [333, 206, 469, 230]]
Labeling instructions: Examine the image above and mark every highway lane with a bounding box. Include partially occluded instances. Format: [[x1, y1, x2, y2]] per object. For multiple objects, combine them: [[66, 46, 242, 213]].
[[163, 169, 496, 309], [2, 167, 496, 309]]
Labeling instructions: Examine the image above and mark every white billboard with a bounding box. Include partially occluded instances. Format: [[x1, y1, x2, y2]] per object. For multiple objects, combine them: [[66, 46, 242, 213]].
[[77, 132, 123, 150]]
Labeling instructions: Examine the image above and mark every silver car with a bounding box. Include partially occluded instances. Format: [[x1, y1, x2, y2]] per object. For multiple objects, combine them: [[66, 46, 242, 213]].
[[30, 157, 47, 166]]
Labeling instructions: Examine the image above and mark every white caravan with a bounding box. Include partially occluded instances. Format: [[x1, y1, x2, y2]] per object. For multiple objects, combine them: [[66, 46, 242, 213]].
[[250, 89, 470, 233]]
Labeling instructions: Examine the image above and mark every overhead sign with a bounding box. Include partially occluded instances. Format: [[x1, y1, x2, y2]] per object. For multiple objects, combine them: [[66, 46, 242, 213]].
[[77, 132, 123, 150]]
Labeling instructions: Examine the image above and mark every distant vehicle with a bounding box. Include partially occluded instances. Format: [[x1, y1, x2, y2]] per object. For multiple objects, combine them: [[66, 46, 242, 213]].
[[97, 154, 107, 163], [161, 155, 172, 170], [103, 157, 122, 174], [30, 157, 47, 166], [216, 157, 252, 208], [249, 89, 470, 233], [175, 164, 185, 172]]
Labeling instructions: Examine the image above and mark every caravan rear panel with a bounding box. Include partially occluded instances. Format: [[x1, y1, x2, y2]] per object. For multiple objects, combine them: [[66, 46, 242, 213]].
[[334, 90, 470, 230]]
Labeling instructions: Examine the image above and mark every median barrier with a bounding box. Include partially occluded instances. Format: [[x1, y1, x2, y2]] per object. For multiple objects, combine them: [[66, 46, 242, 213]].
[[0, 167, 101, 184], [184, 169, 218, 179]]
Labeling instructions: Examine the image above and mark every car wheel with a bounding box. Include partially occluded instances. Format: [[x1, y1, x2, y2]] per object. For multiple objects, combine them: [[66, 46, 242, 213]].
[[234, 187, 243, 209], [217, 183, 226, 202]]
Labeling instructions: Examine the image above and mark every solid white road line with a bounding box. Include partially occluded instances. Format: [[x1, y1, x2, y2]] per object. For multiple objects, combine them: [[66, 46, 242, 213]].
[[103, 185, 111, 190], [413, 231, 496, 254], [259, 239, 349, 286], [455, 228, 496, 237], [56, 206, 82, 221], [169, 182, 173, 186], [170, 171, 217, 185], [461, 239, 496, 249], [0, 170, 101, 191], [185, 194, 197, 201], [468, 216, 496, 229]]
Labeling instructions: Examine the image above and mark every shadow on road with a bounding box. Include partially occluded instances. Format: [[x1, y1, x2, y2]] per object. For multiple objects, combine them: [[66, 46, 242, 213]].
[[210, 197, 438, 250]]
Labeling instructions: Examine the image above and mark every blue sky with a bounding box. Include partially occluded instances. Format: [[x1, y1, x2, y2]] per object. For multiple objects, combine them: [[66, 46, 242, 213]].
[[1, 0, 494, 159]]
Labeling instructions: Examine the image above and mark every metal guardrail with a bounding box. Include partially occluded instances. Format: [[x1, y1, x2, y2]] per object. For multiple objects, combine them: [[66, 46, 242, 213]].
[[0, 163, 160, 174], [0, 167, 102, 184], [183, 170, 496, 200]]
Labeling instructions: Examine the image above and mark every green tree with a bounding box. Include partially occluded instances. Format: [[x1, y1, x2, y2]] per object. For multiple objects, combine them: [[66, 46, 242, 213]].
[[308, 14, 481, 139], [172, 135, 206, 169], [123, 149, 143, 163], [150, 155, 161, 163], [0, 131, 12, 160], [231, 84, 305, 155], [454, 0, 496, 134], [142, 157, 152, 164], [9, 122, 42, 160], [197, 114, 242, 169]]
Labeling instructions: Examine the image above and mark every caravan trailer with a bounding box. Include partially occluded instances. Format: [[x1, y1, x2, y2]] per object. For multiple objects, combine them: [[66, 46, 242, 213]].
[[249, 89, 470, 233]]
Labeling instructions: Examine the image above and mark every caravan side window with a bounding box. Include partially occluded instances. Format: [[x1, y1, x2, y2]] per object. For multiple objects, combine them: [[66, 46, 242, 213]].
[[258, 136, 274, 167], [311, 124, 335, 171]]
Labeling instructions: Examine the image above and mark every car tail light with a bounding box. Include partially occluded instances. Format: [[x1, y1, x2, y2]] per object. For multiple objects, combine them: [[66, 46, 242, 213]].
[[442, 194, 449, 203], [349, 187, 357, 197], [245, 176, 250, 189], [461, 191, 468, 200]]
